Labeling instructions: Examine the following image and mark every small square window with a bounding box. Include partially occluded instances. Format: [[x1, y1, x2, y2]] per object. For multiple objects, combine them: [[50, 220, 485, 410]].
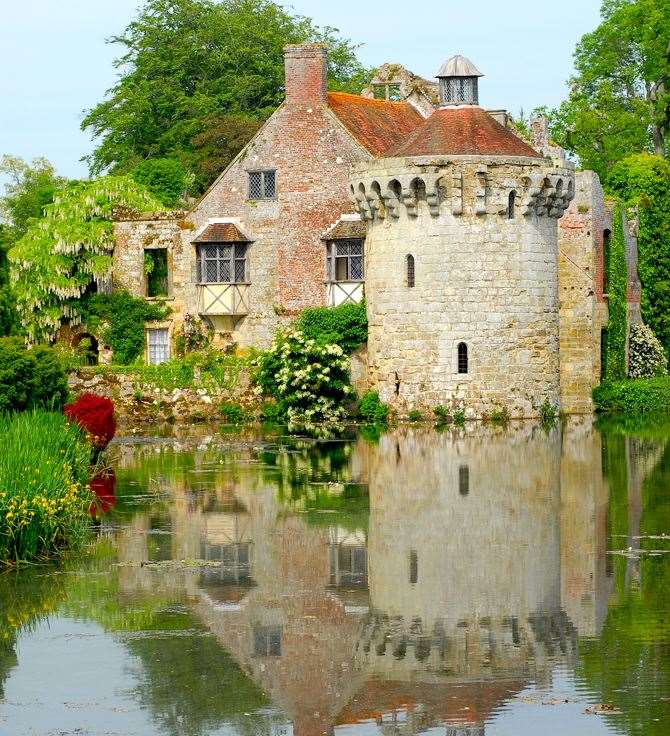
[[253, 626, 282, 657], [373, 84, 387, 100], [248, 170, 276, 201], [387, 84, 401, 101]]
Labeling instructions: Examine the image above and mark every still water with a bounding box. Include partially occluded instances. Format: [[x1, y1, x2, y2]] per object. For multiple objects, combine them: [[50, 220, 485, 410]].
[[1, 418, 669, 736]]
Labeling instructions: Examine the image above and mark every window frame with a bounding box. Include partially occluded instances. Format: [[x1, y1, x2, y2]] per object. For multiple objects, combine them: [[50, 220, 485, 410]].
[[457, 342, 468, 374], [406, 254, 415, 288], [507, 190, 516, 220], [146, 327, 170, 366], [247, 169, 277, 201], [326, 239, 364, 283], [197, 242, 248, 285]]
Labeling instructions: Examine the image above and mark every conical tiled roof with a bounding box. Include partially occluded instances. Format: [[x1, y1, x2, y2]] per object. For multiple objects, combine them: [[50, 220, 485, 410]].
[[385, 106, 542, 158]]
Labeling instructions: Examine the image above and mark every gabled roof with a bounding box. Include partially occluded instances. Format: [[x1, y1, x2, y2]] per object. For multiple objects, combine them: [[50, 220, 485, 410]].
[[327, 91, 424, 157], [192, 221, 252, 243], [385, 106, 542, 159]]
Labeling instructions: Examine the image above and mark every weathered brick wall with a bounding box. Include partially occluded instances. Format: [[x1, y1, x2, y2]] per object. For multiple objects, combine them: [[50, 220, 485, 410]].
[[558, 171, 610, 414], [352, 155, 573, 418]]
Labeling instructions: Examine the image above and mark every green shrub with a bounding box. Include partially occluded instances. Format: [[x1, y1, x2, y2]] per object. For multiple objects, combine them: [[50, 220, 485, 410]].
[[358, 390, 388, 424], [297, 302, 367, 354], [593, 378, 670, 414], [489, 406, 511, 425], [80, 291, 170, 365], [0, 411, 93, 564], [253, 330, 352, 438], [407, 409, 423, 422], [219, 401, 248, 424], [628, 323, 668, 378], [0, 337, 68, 412], [433, 405, 451, 424], [539, 398, 558, 427], [260, 401, 288, 424], [453, 409, 466, 427]]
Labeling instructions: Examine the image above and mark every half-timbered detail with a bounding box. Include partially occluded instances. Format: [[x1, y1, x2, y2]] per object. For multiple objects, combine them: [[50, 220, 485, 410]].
[[321, 214, 365, 307], [193, 220, 252, 317]]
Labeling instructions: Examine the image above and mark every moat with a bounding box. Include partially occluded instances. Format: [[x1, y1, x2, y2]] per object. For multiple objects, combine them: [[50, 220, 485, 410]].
[[1, 419, 669, 736]]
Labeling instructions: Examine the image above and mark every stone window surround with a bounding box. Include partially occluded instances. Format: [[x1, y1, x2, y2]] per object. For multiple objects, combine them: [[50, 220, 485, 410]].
[[373, 82, 402, 101]]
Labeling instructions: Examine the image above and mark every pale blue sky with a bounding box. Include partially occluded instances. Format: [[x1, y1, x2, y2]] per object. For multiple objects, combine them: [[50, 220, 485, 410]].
[[0, 0, 602, 180]]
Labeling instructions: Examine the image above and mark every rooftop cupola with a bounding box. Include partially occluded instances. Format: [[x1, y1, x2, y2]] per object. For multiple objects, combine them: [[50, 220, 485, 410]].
[[436, 54, 483, 107]]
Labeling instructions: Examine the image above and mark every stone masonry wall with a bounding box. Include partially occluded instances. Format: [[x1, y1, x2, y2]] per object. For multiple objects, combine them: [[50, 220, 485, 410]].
[[352, 155, 573, 418], [558, 171, 610, 414]]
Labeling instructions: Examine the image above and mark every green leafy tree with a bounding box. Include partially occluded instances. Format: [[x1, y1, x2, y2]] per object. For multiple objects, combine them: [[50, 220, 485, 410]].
[[82, 0, 372, 193], [548, 0, 670, 182], [0, 155, 67, 238], [8, 177, 163, 343], [609, 153, 670, 351], [130, 157, 189, 207]]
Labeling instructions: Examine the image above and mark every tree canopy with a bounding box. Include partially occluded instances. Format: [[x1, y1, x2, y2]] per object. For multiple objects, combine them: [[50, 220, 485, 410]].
[[548, 0, 670, 183], [8, 177, 163, 343], [83, 0, 372, 194]]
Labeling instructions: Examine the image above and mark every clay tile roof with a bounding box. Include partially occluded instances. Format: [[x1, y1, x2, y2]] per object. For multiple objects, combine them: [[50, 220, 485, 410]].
[[327, 91, 424, 157], [321, 216, 367, 241], [192, 222, 250, 243], [385, 106, 542, 159]]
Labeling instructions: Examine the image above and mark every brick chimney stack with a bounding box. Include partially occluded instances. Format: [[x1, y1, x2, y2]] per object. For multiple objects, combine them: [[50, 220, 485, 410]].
[[283, 44, 328, 106]]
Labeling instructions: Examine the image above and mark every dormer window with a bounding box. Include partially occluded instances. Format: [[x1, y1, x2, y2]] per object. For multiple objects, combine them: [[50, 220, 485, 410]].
[[248, 170, 276, 200], [373, 83, 402, 101], [327, 239, 364, 282]]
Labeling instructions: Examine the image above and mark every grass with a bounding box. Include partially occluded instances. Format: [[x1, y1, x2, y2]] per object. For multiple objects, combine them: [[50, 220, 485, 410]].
[[0, 411, 93, 566], [593, 377, 670, 415]]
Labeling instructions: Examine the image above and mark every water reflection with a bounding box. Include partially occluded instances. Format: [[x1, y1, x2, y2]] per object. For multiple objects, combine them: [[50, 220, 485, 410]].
[[1, 419, 669, 736]]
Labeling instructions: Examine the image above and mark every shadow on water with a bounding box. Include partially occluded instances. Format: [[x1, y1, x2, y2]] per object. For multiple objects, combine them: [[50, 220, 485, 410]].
[[1, 416, 669, 736]]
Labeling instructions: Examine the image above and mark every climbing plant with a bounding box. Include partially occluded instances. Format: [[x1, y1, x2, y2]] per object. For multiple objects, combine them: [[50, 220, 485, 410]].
[[8, 176, 163, 343], [604, 202, 628, 382]]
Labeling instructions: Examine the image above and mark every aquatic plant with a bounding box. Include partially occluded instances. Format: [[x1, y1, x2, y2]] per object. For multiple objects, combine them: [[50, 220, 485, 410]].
[[358, 390, 388, 425], [0, 411, 93, 565], [489, 406, 511, 425], [64, 393, 116, 450]]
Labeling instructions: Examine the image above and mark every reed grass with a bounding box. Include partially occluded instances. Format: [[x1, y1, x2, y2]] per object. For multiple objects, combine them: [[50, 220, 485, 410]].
[[0, 411, 93, 565]]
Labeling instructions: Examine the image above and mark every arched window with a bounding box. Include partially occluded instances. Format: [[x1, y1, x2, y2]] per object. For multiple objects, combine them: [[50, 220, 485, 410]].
[[457, 342, 468, 374], [459, 465, 470, 496], [406, 254, 415, 287], [507, 190, 516, 219]]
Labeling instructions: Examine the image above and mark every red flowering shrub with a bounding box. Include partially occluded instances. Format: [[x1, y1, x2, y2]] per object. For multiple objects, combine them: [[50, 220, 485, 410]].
[[89, 469, 116, 517], [64, 393, 116, 449]]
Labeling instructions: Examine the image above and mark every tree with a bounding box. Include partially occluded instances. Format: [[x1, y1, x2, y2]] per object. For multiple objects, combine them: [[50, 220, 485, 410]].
[[8, 177, 163, 343], [548, 0, 670, 182], [0, 155, 67, 238], [609, 153, 670, 352], [82, 0, 372, 194], [130, 157, 189, 207]]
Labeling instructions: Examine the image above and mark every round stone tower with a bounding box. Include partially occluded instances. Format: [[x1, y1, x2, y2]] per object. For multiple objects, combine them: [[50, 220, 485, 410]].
[[350, 56, 575, 418]]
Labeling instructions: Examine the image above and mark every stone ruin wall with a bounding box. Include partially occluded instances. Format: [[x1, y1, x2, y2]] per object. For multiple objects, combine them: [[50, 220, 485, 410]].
[[351, 155, 574, 419]]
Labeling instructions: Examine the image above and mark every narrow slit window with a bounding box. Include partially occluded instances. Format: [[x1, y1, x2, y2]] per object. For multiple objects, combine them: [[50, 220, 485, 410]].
[[603, 229, 611, 295], [409, 550, 418, 584], [459, 465, 470, 496], [508, 190, 516, 219], [457, 342, 468, 374], [406, 254, 415, 287]]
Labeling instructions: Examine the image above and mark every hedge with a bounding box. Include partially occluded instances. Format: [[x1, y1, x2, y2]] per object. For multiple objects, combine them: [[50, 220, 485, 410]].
[[593, 377, 670, 415]]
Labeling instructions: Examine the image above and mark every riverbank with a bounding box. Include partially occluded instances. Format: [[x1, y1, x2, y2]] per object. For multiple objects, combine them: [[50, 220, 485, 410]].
[[593, 377, 670, 415]]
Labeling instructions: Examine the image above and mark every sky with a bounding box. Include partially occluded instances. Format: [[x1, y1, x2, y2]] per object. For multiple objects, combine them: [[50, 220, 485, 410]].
[[0, 0, 603, 181]]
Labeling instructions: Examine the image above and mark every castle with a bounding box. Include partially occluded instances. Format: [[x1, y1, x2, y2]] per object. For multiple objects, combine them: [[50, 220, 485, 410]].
[[107, 45, 641, 418]]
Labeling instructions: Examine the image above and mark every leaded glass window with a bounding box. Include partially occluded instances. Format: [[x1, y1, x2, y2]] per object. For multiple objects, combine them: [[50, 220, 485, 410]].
[[253, 626, 282, 657], [326, 240, 364, 282], [458, 342, 468, 374], [147, 328, 169, 365], [248, 170, 276, 200], [197, 243, 247, 284], [439, 76, 479, 105], [406, 254, 415, 287]]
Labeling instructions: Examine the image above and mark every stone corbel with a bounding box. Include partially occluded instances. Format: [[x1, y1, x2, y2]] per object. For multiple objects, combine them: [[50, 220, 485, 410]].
[[366, 190, 385, 221], [520, 174, 543, 217], [424, 174, 441, 217], [451, 171, 463, 216], [399, 179, 418, 217], [474, 166, 488, 215], [354, 188, 373, 221], [382, 185, 402, 219]]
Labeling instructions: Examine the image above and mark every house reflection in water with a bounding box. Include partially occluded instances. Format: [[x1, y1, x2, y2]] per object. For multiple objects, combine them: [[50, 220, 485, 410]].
[[116, 418, 613, 736]]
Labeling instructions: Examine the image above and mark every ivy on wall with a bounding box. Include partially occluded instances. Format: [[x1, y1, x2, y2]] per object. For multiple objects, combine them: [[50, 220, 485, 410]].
[[604, 202, 628, 382]]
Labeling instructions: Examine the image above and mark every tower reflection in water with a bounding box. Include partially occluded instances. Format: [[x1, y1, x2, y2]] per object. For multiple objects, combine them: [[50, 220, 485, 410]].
[[115, 419, 613, 736]]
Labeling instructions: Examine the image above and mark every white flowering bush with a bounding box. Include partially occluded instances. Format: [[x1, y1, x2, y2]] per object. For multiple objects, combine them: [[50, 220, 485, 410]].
[[628, 323, 668, 379], [254, 329, 353, 438]]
